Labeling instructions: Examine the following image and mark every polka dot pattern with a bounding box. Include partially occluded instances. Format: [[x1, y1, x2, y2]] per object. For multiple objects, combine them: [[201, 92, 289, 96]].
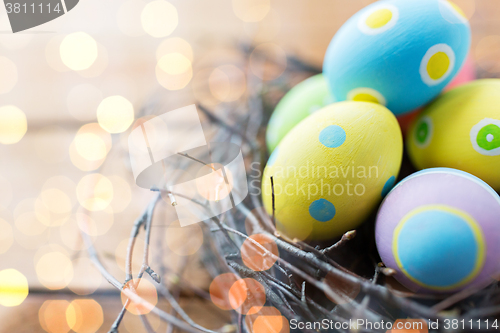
[[414, 116, 433, 148], [470, 118, 500, 156], [357, 4, 399, 35], [319, 125, 346, 148], [420, 44, 455, 86], [309, 199, 336, 222]]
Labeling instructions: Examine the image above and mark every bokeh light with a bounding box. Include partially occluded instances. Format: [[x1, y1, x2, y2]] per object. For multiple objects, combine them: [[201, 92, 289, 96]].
[[210, 273, 239, 311], [67, 84, 102, 122], [141, 0, 178, 38], [245, 306, 290, 333], [39, 300, 71, 333], [15, 211, 48, 236], [232, 0, 270, 22], [0, 269, 29, 307], [449, 0, 475, 20], [228, 278, 266, 315], [76, 43, 108, 79], [0, 56, 18, 94], [76, 173, 114, 211], [75, 207, 114, 236], [115, 237, 146, 276], [36, 251, 74, 290], [249, 43, 287, 81], [209, 65, 246, 102], [156, 53, 193, 90], [475, 35, 500, 73], [66, 299, 104, 333], [40, 188, 73, 215], [97, 95, 135, 133], [117, 0, 147, 37], [121, 278, 158, 315], [196, 163, 234, 201], [68, 257, 103, 296], [241, 233, 279, 271], [156, 37, 193, 62], [0, 218, 13, 254], [70, 123, 112, 171], [165, 220, 204, 256], [60, 32, 98, 71], [243, 9, 281, 42], [108, 175, 132, 213], [0, 105, 27, 145]]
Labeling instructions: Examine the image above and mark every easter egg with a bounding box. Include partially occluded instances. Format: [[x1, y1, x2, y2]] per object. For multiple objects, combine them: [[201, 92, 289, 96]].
[[407, 79, 500, 191], [266, 74, 334, 152], [261, 101, 403, 241], [323, 0, 471, 116], [376, 168, 500, 293]]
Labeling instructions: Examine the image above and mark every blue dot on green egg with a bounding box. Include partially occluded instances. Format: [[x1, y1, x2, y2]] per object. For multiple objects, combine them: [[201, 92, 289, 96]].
[[395, 209, 480, 288], [381, 176, 396, 197], [309, 199, 336, 222], [319, 125, 346, 148]]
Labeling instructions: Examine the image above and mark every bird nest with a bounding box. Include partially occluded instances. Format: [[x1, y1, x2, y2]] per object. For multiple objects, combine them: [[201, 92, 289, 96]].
[[85, 44, 500, 333]]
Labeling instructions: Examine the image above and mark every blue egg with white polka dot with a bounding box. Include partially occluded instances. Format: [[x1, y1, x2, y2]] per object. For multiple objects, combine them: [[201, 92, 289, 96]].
[[323, 0, 471, 116]]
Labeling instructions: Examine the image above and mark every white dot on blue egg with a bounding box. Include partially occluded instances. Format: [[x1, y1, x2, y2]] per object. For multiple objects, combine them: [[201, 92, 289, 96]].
[[319, 125, 346, 148], [309, 199, 336, 222], [267, 147, 279, 166], [381, 176, 396, 197]]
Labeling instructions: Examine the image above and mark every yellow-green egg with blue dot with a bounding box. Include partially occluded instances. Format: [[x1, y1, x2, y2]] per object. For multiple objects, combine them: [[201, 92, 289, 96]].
[[323, 0, 471, 116], [407, 79, 500, 191], [261, 101, 403, 241], [266, 74, 334, 152]]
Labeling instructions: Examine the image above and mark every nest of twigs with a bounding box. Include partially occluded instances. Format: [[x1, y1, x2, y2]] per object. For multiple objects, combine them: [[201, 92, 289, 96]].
[[86, 44, 500, 333]]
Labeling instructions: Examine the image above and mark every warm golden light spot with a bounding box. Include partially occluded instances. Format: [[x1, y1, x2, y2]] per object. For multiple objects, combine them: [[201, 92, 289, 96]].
[[245, 307, 290, 333], [249, 43, 287, 81], [97, 95, 135, 134], [196, 163, 234, 201], [323, 271, 361, 305], [75, 207, 114, 236], [365, 8, 392, 28], [0, 218, 13, 254], [0, 105, 27, 145], [74, 133, 107, 162], [60, 32, 98, 71], [36, 252, 73, 290], [157, 53, 191, 75], [67, 84, 102, 122], [156, 37, 193, 62], [209, 65, 246, 102], [66, 299, 104, 333], [39, 300, 71, 333], [0, 269, 29, 307], [15, 211, 47, 236], [141, 0, 178, 38], [232, 0, 270, 22], [475, 35, 500, 73], [427, 52, 450, 80], [228, 278, 266, 315], [241, 234, 279, 271], [210, 273, 239, 311], [165, 220, 204, 256], [446, 0, 468, 19], [108, 175, 132, 213], [68, 257, 102, 296], [121, 278, 158, 315], [76, 173, 114, 211], [0, 56, 18, 94], [71, 123, 112, 169], [40, 188, 73, 215], [77, 43, 108, 79]]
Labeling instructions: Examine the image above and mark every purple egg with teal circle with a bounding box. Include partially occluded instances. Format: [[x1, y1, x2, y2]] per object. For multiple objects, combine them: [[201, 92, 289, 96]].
[[375, 168, 500, 293]]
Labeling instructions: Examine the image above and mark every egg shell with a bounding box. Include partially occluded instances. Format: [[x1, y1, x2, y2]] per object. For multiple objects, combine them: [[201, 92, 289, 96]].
[[407, 79, 500, 191], [262, 101, 403, 241], [266, 74, 333, 152], [323, 0, 471, 116], [376, 168, 500, 293]]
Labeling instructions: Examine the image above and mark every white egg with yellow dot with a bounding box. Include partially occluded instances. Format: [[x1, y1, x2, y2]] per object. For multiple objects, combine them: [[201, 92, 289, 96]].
[[261, 101, 403, 241], [324, 0, 470, 116]]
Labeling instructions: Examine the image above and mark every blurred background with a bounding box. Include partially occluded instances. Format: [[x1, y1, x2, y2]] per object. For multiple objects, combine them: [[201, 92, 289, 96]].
[[0, 0, 498, 331]]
